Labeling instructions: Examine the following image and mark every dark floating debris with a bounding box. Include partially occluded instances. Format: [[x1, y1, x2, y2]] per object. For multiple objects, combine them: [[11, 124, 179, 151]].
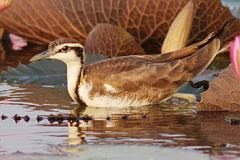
[[23, 115, 30, 122], [13, 114, 22, 123], [36, 115, 44, 122], [121, 115, 130, 120], [0, 113, 150, 123], [141, 115, 149, 119], [13, 114, 21, 120], [68, 113, 77, 121], [1, 114, 8, 120], [225, 119, 240, 125], [224, 113, 240, 125], [106, 116, 111, 120], [48, 114, 57, 124], [47, 113, 93, 124], [81, 114, 93, 121], [57, 114, 64, 125]]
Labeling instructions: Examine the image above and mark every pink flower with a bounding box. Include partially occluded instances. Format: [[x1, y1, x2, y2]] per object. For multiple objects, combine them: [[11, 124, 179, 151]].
[[9, 33, 28, 50], [230, 35, 240, 80]]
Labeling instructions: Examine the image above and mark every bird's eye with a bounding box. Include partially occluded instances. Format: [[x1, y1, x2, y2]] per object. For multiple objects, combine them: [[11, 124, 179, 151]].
[[61, 45, 69, 52]]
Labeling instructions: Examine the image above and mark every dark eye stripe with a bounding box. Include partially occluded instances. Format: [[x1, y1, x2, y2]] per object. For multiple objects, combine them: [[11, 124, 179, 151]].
[[76, 47, 84, 57], [57, 47, 84, 54]]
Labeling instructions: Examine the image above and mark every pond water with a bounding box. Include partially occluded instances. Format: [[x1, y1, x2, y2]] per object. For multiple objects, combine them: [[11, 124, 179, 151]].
[[1, 82, 240, 160], [0, 40, 240, 159]]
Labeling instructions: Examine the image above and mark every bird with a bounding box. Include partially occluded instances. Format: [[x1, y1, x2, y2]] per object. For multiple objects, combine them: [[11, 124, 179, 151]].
[[30, 21, 230, 107]]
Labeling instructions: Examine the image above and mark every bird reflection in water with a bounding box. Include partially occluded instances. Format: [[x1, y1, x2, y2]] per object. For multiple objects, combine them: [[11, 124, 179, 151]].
[[66, 120, 88, 145], [1, 103, 240, 156], [58, 104, 240, 157], [64, 105, 151, 146]]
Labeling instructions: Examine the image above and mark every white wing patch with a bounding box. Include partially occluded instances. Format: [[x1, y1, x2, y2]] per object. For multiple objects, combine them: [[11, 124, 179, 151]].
[[104, 84, 117, 93]]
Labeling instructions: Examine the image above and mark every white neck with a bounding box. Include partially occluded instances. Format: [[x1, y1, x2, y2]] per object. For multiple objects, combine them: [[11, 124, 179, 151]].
[[66, 61, 83, 102]]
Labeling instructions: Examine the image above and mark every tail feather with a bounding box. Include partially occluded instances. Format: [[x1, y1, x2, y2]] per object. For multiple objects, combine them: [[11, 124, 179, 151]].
[[218, 42, 230, 54], [198, 19, 233, 48], [179, 20, 232, 81]]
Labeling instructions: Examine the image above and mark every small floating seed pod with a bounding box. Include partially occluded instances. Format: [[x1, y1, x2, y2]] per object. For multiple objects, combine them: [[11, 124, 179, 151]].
[[106, 116, 111, 120], [36, 115, 44, 122], [81, 114, 92, 121], [1, 114, 8, 120], [57, 114, 64, 125], [68, 113, 77, 121], [121, 115, 130, 120], [13, 114, 21, 120], [13, 114, 21, 123], [23, 115, 30, 122], [48, 114, 56, 124], [141, 115, 149, 119]]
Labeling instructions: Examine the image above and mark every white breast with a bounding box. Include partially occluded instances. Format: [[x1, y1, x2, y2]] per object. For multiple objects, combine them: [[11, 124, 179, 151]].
[[78, 82, 149, 107]]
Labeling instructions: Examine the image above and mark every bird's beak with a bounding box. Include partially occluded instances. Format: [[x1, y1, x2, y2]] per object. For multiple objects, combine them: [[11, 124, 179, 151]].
[[29, 50, 53, 62]]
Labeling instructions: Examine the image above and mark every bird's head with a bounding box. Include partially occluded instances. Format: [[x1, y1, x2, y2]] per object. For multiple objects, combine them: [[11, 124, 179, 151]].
[[30, 38, 85, 64]]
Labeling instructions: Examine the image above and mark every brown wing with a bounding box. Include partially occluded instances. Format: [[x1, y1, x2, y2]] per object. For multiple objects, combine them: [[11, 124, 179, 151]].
[[83, 36, 219, 97], [84, 57, 184, 97]]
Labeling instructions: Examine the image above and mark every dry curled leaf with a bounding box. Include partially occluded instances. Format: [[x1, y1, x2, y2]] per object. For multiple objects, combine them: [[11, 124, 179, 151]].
[[198, 64, 240, 112], [0, 0, 239, 57]]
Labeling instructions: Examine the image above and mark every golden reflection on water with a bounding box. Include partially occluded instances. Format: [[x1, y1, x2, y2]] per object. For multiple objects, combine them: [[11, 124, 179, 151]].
[[53, 105, 240, 156], [1, 82, 240, 156]]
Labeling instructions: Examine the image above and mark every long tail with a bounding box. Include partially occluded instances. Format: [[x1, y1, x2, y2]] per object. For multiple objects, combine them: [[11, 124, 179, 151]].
[[177, 20, 232, 82]]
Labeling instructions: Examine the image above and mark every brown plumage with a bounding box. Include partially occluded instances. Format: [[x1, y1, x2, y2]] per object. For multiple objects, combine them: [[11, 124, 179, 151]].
[[30, 21, 230, 107], [83, 33, 219, 104]]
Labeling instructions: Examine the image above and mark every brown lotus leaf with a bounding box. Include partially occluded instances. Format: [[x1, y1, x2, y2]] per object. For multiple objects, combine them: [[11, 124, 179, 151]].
[[198, 64, 240, 112], [0, 0, 239, 57], [84, 23, 146, 57], [0, 0, 12, 12]]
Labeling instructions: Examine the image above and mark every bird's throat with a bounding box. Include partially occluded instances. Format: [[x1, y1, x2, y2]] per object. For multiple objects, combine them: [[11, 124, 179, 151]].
[[66, 61, 84, 103]]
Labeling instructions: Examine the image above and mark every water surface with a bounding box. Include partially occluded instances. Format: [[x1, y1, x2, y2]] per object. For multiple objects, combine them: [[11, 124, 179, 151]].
[[1, 82, 240, 159]]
